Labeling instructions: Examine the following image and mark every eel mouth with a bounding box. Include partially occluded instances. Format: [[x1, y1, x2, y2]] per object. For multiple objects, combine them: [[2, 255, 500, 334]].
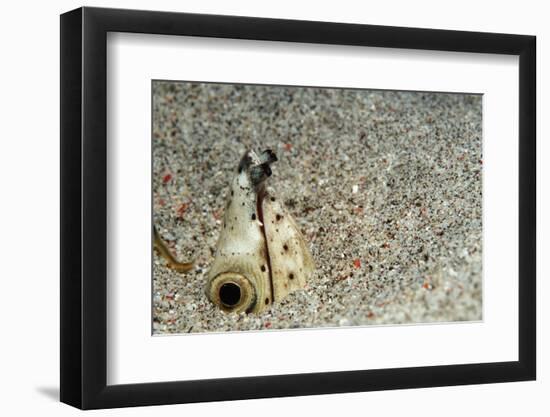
[[256, 184, 267, 220], [251, 149, 277, 304], [256, 184, 275, 302]]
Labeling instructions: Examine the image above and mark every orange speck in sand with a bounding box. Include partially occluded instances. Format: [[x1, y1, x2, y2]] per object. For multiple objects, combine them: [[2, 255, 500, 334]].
[[353, 259, 361, 269], [213, 209, 223, 220], [177, 203, 189, 217]]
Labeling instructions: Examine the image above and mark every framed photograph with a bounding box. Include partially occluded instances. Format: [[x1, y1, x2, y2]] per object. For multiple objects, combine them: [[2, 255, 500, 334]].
[[60, 6, 536, 409]]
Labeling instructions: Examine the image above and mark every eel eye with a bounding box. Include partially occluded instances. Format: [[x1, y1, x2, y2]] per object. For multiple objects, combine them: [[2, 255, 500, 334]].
[[207, 273, 256, 313], [219, 282, 241, 307]]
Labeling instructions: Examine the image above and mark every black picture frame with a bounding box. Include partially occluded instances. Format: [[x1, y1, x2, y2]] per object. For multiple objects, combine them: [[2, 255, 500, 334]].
[[60, 6, 536, 410]]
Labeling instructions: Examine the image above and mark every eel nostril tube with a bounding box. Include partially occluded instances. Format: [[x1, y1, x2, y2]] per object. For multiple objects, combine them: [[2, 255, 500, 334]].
[[219, 282, 241, 307]]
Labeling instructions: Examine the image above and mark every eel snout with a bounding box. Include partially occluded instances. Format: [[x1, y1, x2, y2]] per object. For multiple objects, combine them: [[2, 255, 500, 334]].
[[239, 149, 278, 188]]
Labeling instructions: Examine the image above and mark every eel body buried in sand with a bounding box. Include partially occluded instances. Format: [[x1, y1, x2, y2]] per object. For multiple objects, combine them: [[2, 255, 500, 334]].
[[206, 149, 315, 314], [153, 226, 194, 273]]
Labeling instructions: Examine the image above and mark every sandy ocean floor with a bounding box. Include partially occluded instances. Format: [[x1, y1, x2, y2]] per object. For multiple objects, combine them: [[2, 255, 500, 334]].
[[152, 81, 482, 334]]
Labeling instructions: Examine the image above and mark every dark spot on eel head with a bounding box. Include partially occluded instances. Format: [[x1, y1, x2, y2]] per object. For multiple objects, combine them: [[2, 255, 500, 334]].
[[231, 190, 234, 196], [276, 214, 282, 221], [271, 197, 276, 202], [283, 244, 289, 251], [265, 298, 270, 305], [261, 265, 266, 272], [251, 213, 256, 220], [289, 273, 294, 280]]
